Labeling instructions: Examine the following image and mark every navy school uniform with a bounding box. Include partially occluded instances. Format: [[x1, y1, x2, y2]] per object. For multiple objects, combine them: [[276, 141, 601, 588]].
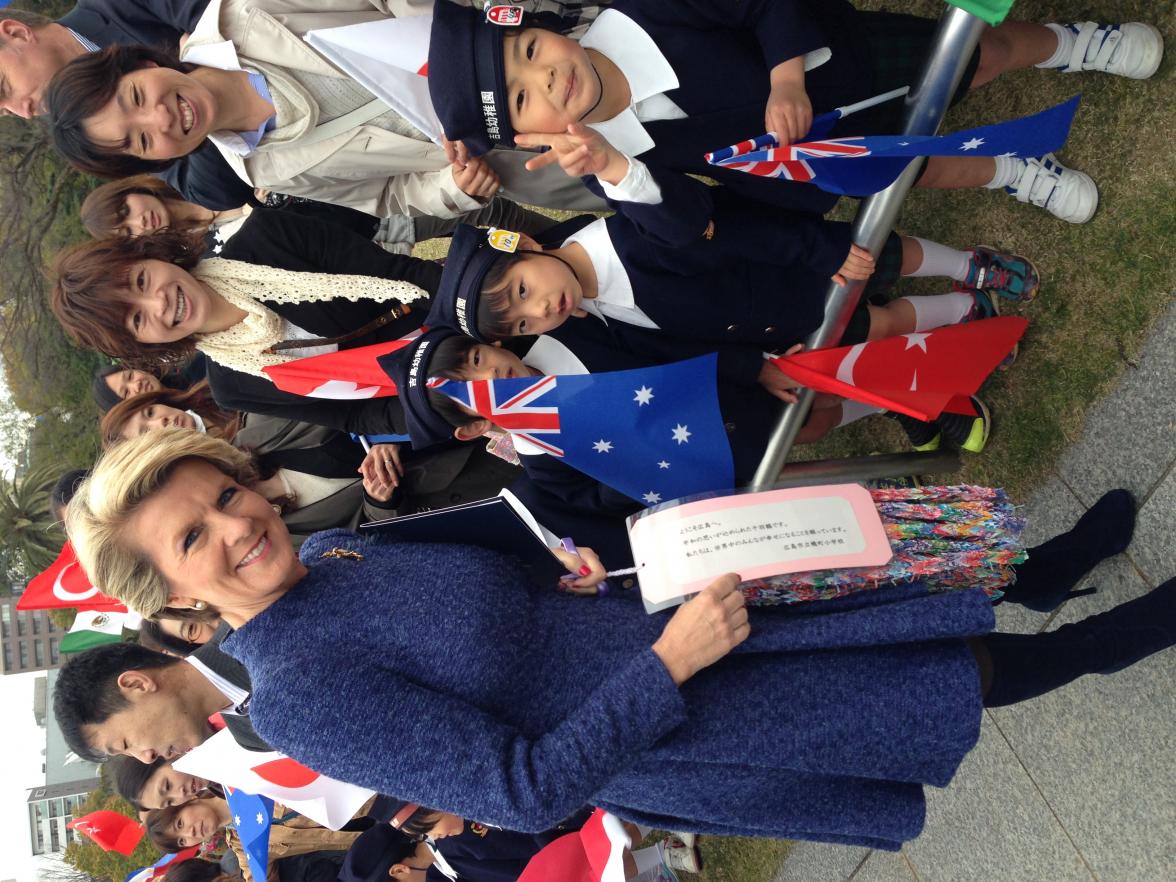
[[539, 161, 856, 373], [426, 812, 591, 882]]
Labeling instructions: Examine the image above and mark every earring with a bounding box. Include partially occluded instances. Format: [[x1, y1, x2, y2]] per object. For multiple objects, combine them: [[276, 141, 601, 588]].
[[193, 600, 207, 611], [272, 503, 283, 515]]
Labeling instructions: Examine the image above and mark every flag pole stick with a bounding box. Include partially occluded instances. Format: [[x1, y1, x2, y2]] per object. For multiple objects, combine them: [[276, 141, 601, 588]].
[[832, 86, 910, 119], [750, 5, 988, 489]]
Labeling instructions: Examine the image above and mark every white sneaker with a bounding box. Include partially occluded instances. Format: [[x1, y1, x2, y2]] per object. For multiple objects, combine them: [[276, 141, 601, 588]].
[[668, 831, 697, 849], [1006, 153, 1098, 223], [1046, 22, 1164, 79], [660, 838, 702, 874]]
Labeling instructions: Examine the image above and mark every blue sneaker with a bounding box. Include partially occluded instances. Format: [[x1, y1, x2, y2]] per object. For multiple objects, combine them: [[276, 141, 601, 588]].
[[955, 246, 1040, 302]]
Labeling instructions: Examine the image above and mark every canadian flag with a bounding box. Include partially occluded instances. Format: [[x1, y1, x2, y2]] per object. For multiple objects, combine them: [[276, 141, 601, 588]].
[[173, 729, 374, 830], [67, 810, 145, 856], [263, 334, 421, 399], [771, 316, 1028, 421], [518, 809, 630, 882], [17, 542, 127, 613]]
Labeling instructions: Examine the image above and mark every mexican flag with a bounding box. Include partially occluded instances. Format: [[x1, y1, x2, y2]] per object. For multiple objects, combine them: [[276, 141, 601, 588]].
[[59, 610, 140, 654]]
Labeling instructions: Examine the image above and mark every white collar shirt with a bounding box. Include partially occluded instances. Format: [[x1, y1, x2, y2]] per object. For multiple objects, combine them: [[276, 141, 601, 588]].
[[563, 218, 659, 330]]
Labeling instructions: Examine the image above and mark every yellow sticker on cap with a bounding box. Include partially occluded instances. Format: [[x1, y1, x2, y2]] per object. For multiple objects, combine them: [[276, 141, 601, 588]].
[[487, 228, 520, 253]]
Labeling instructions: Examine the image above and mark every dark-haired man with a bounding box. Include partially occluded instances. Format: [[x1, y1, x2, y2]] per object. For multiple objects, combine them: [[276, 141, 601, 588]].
[[54, 625, 271, 763]]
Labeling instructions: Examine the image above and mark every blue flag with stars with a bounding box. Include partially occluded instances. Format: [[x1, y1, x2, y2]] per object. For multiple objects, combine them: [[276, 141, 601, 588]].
[[706, 96, 1080, 196], [440, 355, 734, 505], [224, 788, 275, 882]]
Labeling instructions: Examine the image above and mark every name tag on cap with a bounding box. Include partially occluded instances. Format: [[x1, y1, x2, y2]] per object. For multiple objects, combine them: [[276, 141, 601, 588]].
[[486, 5, 524, 26], [488, 228, 520, 253]]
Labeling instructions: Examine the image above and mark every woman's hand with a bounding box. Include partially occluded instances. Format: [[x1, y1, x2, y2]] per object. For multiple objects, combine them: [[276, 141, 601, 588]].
[[652, 573, 748, 685], [516, 124, 629, 184], [832, 244, 876, 286], [551, 545, 608, 595], [765, 57, 812, 145], [453, 155, 501, 200], [359, 443, 403, 502]]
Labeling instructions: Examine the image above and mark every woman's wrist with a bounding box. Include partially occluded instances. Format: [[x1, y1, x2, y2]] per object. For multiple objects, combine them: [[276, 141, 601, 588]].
[[651, 638, 691, 687]]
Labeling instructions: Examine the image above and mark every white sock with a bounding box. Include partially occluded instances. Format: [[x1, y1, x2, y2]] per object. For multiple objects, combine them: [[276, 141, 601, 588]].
[[1035, 22, 1074, 69], [629, 844, 665, 881], [837, 400, 884, 427], [905, 238, 972, 281], [984, 154, 1025, 189], [900, 292, 975, 331]]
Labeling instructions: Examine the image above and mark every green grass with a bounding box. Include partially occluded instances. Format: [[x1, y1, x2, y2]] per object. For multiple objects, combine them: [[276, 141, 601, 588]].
[[420, 7, 1175, 877]]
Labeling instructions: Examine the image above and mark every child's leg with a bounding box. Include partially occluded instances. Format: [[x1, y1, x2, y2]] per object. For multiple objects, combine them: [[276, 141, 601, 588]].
[[900, 236, 1040, 302], [972, 22, 1059, 87], [866, 292, 979, 340]]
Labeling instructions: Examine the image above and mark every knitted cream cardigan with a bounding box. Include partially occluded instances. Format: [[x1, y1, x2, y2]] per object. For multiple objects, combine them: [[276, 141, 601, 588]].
[[193, 257, 429, 379]]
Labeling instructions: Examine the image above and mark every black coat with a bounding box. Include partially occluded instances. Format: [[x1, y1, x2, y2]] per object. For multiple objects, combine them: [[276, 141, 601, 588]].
[[206, 209, 519, 513], [58, 0, 256, 209], [192, 624, 271, 752]]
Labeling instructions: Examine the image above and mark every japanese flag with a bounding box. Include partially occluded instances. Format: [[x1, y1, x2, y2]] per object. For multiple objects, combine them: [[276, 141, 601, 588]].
[[305, 16, 442, 142], [173, 729, 374, 830]]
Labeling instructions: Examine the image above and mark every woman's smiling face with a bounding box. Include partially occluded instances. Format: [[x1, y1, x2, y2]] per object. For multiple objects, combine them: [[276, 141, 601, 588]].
[[121, 259, 210, 344], [83, 63, 215, 162]]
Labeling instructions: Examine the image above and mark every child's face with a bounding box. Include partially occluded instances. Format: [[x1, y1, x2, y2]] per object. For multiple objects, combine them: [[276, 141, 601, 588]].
[[486, 253, 585, 336], [425, 813, 465, 840], [503, 29, 602, 134], [452, 342, 531, 380]]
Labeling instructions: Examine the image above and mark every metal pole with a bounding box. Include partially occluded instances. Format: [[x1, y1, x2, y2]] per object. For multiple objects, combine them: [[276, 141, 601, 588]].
[[775, 449, 961, 488], [750, 6, 990, 489]]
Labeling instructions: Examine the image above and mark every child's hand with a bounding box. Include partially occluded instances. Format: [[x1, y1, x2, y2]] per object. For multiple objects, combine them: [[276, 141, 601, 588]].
[[765, 58, 812, 145], [832, 244, 876, 286], [441, 132, 471, 166], [515, 124, 630, 184], [453, 155, 501, 200], [758, 348, 804, 404], [551, 544, 608, 595]]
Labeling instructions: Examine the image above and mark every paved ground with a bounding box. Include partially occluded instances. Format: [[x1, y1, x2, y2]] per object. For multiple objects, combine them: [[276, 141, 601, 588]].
[[774, 298, 1176, 882]]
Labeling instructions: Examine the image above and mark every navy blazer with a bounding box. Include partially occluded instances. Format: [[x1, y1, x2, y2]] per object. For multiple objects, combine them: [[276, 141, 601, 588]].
[[59, 0, 256, 209], [426, 812, 592, 882], [550, 165, 851, 363], [193, 624, 273, 752], [604, 0, 873, 214]]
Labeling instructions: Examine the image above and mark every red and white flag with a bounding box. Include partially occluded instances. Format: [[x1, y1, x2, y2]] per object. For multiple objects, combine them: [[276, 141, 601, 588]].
[[18, 542, 127, 613], [173, 729, 374, 830], [68, 810, 145, 856], [305, 16, 441, 141], [263, 334, 422, 399], [771, 317, 1028, 421], [518, 809, 630, 882]]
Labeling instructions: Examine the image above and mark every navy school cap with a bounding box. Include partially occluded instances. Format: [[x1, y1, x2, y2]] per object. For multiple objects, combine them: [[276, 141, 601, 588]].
[[425, 224, 523, 343], [428, 1, 523, 156], [379, 326, 468, 450], [340, 823, 418, 882]]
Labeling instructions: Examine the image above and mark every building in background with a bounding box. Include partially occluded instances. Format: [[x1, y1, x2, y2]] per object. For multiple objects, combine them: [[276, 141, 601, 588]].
[[33, 674, 47, 726], [1, 597, 62, 674], [26, 669, 100, 857]]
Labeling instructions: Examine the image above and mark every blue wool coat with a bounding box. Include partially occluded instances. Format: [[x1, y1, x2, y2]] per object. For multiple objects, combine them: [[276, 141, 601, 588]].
[[224, 530, 995, 850]]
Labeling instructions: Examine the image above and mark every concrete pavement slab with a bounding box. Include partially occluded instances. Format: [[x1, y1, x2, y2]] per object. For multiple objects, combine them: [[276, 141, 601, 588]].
[[1124, 465, 1176, 587], [773, 842, 869, 882], [848, 851, 919, 882]]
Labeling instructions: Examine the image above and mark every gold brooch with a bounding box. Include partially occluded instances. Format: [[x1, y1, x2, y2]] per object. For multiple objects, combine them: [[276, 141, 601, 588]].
[[320, 547, 364, 561]]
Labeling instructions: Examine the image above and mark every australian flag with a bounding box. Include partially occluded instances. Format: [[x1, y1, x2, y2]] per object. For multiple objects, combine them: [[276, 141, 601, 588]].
[[706, 96, 1080, 196], [224, 788, 275, 882], [439, 355, 735, 505]]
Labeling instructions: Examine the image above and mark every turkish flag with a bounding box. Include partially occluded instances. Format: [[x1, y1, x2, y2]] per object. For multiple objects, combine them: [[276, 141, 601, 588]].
[[67, 810, 145, 856], [17, 542, 127, 613], [173, 730, 374, 830], [262, 334, 422, 399], [771, 317, 1028, 421], [519, 809, 629, 882]]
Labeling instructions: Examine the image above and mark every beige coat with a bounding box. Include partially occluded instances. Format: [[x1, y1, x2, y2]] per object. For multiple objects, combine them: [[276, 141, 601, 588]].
[[182, 0, 604, 220]]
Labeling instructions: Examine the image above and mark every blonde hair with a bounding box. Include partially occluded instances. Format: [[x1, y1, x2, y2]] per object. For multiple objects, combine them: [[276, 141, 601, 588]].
[[68, 430, 257, 617]]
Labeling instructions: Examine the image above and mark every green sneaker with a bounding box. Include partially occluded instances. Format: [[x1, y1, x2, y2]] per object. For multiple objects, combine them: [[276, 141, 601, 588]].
[[888, 412, 941, 451], [954, 246, 1041, 302], [939, 396, 992, 453]]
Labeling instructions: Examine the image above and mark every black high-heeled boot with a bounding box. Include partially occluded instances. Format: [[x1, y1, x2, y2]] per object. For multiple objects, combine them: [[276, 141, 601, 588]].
[[982, 575, 1176, 707], [1001, 489, 1136, 612]]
